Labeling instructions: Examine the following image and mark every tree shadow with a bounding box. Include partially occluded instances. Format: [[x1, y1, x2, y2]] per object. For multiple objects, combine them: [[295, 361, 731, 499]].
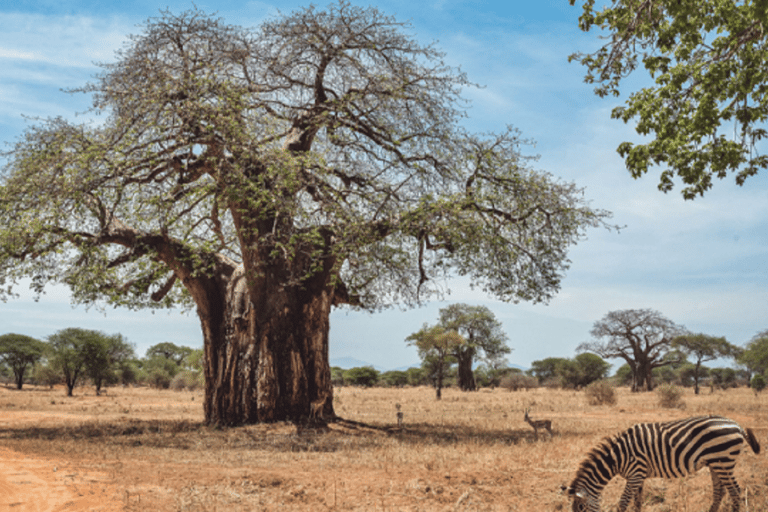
[[0, 416, 581, 455]]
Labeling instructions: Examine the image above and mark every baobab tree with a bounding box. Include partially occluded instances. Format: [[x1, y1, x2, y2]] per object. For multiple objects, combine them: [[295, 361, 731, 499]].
[[579, 309, 686, 391], [0, 3, 611, 425]]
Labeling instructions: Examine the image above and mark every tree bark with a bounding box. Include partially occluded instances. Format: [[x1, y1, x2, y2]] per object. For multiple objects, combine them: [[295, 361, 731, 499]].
[[456, 352, 476, 391], [197, 262, 335, 426]]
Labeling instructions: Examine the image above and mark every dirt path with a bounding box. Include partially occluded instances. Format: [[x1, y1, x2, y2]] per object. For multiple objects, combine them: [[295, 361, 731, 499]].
[[0, 447, 123, 512]]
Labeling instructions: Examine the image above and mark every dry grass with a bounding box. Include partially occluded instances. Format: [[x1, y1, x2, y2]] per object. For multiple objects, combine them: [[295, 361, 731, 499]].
[[0, 384, 767, 511]]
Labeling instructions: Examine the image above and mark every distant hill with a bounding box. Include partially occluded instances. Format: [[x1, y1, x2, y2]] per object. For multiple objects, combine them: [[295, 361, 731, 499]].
[[330, 357, 384, 371]]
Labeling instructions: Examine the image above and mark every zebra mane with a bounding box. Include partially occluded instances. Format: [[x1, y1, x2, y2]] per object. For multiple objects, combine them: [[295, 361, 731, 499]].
[[570, 434, 619, 489]]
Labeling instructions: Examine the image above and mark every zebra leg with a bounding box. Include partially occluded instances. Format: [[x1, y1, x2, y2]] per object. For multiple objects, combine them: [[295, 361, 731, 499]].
[[618, 477, 645, 512], [723, 478, 741, 512], [708, 470, 725, 512]]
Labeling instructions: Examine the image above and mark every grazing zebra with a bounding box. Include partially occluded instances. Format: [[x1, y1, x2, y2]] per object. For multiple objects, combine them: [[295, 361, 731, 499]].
[[565, 416, 760, 512]]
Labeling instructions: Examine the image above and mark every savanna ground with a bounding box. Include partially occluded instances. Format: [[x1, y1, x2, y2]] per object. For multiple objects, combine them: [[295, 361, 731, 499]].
[[0, 384, 766, 512]]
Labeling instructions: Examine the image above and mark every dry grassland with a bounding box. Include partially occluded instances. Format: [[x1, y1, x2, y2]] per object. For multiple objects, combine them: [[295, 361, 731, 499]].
[[0, 384, 766, 511]]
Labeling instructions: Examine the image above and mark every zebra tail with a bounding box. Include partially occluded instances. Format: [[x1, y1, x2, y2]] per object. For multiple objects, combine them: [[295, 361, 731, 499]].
[[745, 428, 761, 455]]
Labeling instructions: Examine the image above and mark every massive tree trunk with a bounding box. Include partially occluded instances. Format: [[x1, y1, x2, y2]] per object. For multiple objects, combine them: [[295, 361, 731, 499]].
[[196, 260, 335, 426]]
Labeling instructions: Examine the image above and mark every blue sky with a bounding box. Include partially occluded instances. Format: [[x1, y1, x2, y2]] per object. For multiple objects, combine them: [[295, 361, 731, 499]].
[[1, 1, 766, 371]]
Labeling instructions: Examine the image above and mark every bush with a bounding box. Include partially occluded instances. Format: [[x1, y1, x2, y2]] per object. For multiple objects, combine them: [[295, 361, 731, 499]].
[[380, 370, 409, 387], [657, 384, 685, 409], [343, 366, 379, 387], [585, 380, 617, 406], [499, 373, 538, 391], [170, 370, 203, 391], [751, 374, 766, 393]]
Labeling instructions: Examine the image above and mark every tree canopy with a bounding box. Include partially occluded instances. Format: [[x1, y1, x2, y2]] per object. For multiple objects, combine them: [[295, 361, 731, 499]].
[[1, 3, 610, 310], [0, 333, 46, 389], [0, 2, 611, 425], [579, 308, 686, 391], [570, 0, 768, 198], [738, 329, 768, 378], [437, 303, 511, 390], [406, 324, 463, 399], [672, 332, 737, 394]]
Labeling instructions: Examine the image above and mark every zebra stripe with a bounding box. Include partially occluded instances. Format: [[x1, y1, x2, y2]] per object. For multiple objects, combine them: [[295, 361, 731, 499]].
[[566, 416, 760, 512]]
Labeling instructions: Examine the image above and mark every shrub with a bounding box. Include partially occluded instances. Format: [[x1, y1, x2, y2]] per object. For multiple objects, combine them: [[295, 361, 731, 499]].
[[585, 380, 617, 406], [499, 373, 538, 391], [751, 374, 766, 393], [343, 366, 379, 387], [170, 370, 203, 391], [657, 384, 685, 409], [380, 370, 409, 387]]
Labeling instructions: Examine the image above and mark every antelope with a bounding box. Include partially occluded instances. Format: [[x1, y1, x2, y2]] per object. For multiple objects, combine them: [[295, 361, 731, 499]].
[[524, 408, 553, 440]]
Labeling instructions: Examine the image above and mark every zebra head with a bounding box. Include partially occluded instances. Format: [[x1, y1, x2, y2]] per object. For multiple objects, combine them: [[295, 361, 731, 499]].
[[564, 484, 596, 512]]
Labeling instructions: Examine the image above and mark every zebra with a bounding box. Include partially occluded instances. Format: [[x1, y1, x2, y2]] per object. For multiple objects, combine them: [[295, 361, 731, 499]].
[[565, 415, 760, 512]]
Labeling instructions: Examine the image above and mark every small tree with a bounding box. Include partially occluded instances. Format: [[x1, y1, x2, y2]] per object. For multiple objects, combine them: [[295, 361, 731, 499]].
[[86, 333, 135, 394], [710, 367, 738, 389], [146, 342, 194, 368], [672, 333, 737, 394], [0, 333, 47, 390], [528, 357, 573, 385], [438, 304, 511, 391], [751, 374, 766, 394], [738, 330, 768, 380], [407, 325, 463, 399], [47, 328, 100, 396]]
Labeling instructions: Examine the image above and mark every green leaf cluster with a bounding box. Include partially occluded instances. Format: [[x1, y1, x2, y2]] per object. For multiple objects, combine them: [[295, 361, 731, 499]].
[[571, 0, 768, 198]]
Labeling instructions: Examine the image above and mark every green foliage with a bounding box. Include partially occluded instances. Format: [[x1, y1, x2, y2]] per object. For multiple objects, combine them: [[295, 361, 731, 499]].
[[143, 356, 180, 389], [379, 370, 409, 388], [529, 353, 610, 389], [46, 328, 134, 395], [585, 380, 617, 406], [614, 364, 633, 386], [0, 4, 611, 317], [405, 367, 429, 386], [406, 324, 464, 399], [751, 374, 767, 393], [738, 330, 768, 376], [31, 363, 61, 388], [710, 367, 739, 389], [657, 384, 685, 409], [571, 0, 768, 198], [146, 342, 194, 367], [0, 333, 46, 389], [343, 366, 380, 387], [581, 309, 686, 392], [330, 366, 345, 386]]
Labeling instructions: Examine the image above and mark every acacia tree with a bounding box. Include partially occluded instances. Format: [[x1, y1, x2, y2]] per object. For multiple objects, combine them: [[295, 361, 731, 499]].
[[146, 342, 194, 367], [672, 333, 737, 394], [407, 325, 463, 400], [738, 329, 768, 381], [570, 0, 768, 198], [47, 328, 99, 396], [438, 304, 510, 391], [0, 334, 46, 389], [579, 309, 686, 391], [0, 4, 610, 425], [85, 333, 135, 395]]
